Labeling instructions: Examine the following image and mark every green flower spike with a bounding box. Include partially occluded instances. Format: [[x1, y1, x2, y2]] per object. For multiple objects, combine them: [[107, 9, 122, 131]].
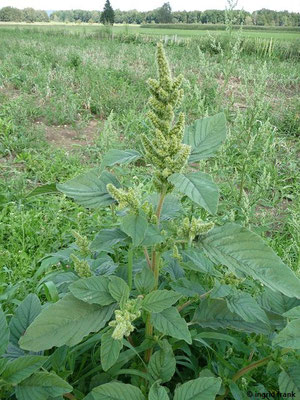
[[109, 299, 142, 340], [71, 254, 92, 278], [107, 184, 140, 213], [141, 42, 191, 191]]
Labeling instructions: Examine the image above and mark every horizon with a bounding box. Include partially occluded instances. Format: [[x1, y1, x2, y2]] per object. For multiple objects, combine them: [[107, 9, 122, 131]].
[[2, 1, 300, 13]]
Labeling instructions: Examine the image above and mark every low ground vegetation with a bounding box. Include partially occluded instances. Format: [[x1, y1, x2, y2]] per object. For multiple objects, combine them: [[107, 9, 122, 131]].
[[0, 24, 299, 399]]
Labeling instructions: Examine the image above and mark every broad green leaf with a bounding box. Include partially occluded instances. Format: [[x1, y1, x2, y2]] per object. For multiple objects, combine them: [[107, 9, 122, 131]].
[[174, 377, 222, 400], [210, 283, 234, 299], [147, 194, 182, 221], [121, 214, 148, 247], [151, 307, 192, 344], [194, 332, 249, 354], [35, 247, 75, 277], [278, 364, 300, 400], [91, 382, 145, 400], [27, 183, 58, 197], [57, 170, 120, 208], [19, 294, 115, 351], [101, 329, 123, 371], [283, 305, 300, 319], [140, 224, 164, 246], [258, 288, 300, 315], [108, 276, 130, 306], [226, 292, 270, 325], [193, 299, 271, 334], [134, 267, 155, 294], [70, 276, 115, 306], [0, 306, 9, 356], [202, 223, 300, 299], [91, 257, 118, 276], [4, 343, 25, 361], [199, 369, 216, 378], [170, 278, 205, 297], [266, 360, 280, 376], [2, 355, 47, 385], [182, 249, 220, 276], [273, 319, 300, 349], [148, 341, 176, 383], [101, 149, 142, 169], [0, 358, 8, 375], [229, 382, 246, 400], [49, 346, 69, 372], [15, 371, 72, 400], [183, 112, 227, 162], [162, 254, 185, 281], [142, 290, 182, 313], [9, 294, 42, 347], [149, 382, 169, 400], [83, 394, 94, 400], [168, 172, 219, 215], [90, 228, 128, 253]]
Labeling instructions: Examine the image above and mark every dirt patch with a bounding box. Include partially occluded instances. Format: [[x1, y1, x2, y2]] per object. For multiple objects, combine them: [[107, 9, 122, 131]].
[[216, 75, 248, 110], [0, 85, 20, 100], [38, 120, 101, 150]]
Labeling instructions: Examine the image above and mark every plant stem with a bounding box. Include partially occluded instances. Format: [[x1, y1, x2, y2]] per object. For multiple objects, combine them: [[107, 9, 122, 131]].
[[155, 185, 167, 220], [153, 252, 161, 289], [238, 161, 247, 204], [111, 203, 117, 222], [177, 290, 212, 312], [63, 394, 77, 400], [144, 314, 153, 363], [144, 185, 167, 363], [232, 356, 271, 383], [143, 247, 151, 268], [128, 244, 133, 291], [237, 105, 257, 204], [217, 349, 291, 400]]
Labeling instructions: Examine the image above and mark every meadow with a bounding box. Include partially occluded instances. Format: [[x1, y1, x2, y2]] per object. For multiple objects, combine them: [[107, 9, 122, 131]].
[[0, 24, 300, 399]]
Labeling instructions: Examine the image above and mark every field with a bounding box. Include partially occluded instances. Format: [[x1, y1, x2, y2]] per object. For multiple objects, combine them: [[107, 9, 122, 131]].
[[0, 24, 300, 399]]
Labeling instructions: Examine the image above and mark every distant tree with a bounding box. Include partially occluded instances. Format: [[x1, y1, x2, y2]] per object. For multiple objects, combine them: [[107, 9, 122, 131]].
[[1, 5, 298, 26], [157, 2, 172, 23], [0, 6, 23, 21], [90, 11, 101, 23], [35, 10, 49, 22], [245, 15, 253, 25], [101, 0, 115, 25], [23, 8, 36, 22]]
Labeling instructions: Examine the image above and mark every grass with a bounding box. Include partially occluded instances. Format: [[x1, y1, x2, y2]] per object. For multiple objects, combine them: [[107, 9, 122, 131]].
[[1, 22, 300, 40], [0, 24, 299, 305]]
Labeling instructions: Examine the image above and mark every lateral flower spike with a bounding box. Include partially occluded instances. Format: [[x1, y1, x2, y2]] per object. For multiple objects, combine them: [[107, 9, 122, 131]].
[[72, 230, 90, 257], [107, 183, 140, 213], [142, 42, 191, 191], [109, 299, 142, 340], [177, 217, 215, 241], [71, 254, 92, 278]]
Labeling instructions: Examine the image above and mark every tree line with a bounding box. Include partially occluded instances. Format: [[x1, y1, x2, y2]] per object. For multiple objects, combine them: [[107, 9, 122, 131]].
[[0, 7, 49, 22], [0, 4, 299, 27]]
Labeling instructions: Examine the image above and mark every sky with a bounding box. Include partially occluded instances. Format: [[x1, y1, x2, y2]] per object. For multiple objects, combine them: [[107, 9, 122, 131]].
[[2, 0, 300, 13]]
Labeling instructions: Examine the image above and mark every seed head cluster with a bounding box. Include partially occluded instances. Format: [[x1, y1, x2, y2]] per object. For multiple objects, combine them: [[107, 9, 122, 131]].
[[106, 43, 191, 204], [71, 254, 92, 278], [106, 184, 140, 213], [178, 217, 215, 241], [142, 43, 191, 191], [109, 299, 141, 340], [72, 230, 90, 257]]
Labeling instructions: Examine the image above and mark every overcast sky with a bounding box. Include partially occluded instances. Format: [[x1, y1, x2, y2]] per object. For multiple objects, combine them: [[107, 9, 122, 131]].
[[2, 0, 300, 12]]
